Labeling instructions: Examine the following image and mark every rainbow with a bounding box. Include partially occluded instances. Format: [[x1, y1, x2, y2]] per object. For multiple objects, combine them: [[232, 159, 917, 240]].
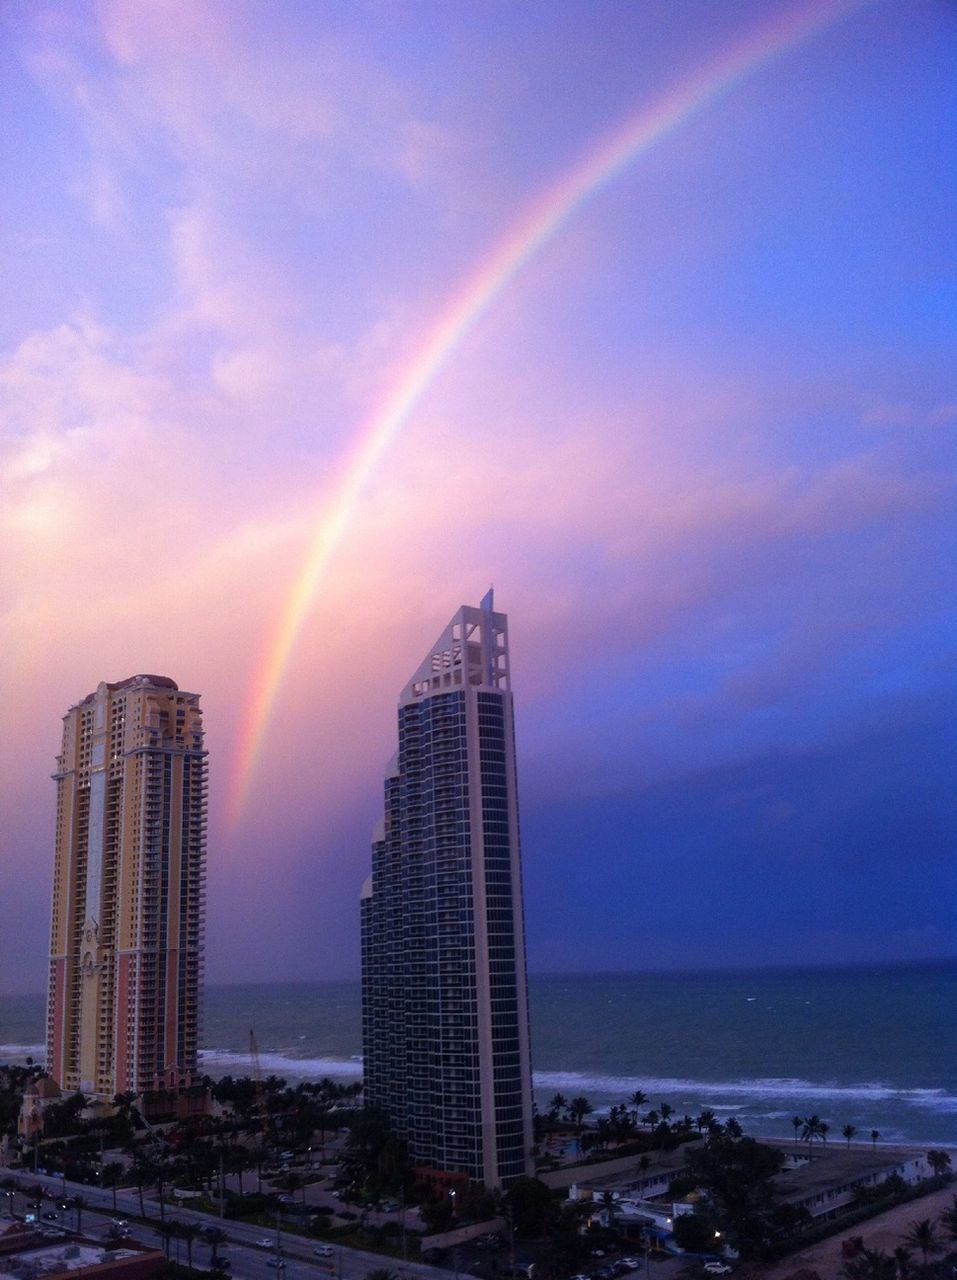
[[226, 0, 868, 828]]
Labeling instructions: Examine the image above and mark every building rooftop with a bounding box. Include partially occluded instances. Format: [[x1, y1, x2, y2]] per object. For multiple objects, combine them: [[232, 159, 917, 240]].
[[770, 1144, 927, 1205], [0, 1235, 162, 1280]]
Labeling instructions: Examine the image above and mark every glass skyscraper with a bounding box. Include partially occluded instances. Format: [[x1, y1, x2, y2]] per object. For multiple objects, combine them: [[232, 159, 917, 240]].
[[361, 592, 534, 1188]]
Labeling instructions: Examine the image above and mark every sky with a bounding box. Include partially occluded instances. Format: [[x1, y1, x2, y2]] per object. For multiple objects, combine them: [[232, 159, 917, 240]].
[[1, 0, 955, 996]]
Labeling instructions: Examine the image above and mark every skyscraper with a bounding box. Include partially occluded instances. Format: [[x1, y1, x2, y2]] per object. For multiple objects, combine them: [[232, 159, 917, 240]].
[[361, 592, 534, 1189], [47, 675, 206, 1100]]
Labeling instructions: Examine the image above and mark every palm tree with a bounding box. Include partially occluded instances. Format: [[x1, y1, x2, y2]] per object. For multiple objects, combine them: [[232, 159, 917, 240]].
[[130, 1151, 150, 1218], [844, 1245, 895, 1280], [101, 1161, 124, 1213], [154, 1221, 176, 1260], [927, 1149, 952, 1179], [940, 1194, 957, 1242], [725, 1117, 743, 1140], [801, 1114, 825, 1156], [566, 1096, 593, 1149], [870, 1129, 880, 1151], [206, 1226, 228, 1270], [902, 1217, 942, 1266], [791, 1116, 802, 1144], [629, 1091, 647, 1126], [842, 1124, 857, 1149], [179, 1221, 201, 1269], [892, 1245, 913, 1279], [697, 1109, 717, 1135], [599, 1189, 618, 1233], [819, 1121, 830, 1148]]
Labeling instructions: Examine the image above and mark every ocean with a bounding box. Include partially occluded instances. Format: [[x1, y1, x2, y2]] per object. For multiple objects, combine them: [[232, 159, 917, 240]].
[[2, 960, 954, 1147]]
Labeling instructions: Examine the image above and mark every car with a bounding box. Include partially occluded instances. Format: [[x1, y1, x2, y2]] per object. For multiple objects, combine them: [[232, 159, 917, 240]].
[[619, 1261, 639, 1272], [380, 1201, 400, 1213], [703, 1265, 732, 1276], [42, 1211, 59, 1221], [266, 1260, 286, 1270], [256, 1239, 275, 1249], [112, 1220, 128, 1230], [314, 1245, 334, 1258]]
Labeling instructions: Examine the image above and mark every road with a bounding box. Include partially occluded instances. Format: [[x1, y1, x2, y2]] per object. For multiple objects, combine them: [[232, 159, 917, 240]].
[[1, 1169, 459, 1280]]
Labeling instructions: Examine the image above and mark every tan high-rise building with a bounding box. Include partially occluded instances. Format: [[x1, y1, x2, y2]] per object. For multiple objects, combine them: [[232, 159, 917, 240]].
[[47, 675, 206, 1100]]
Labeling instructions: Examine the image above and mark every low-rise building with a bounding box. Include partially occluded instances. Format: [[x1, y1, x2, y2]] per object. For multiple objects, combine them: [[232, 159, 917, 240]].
[[17, 1079, 63, 1141], [0, 1228, 163, 1280]]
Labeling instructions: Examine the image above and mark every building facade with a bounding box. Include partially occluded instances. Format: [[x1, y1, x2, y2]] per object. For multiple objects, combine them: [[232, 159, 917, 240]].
[[361, 593, 534, 1188], [47, 676, 206, 1100]]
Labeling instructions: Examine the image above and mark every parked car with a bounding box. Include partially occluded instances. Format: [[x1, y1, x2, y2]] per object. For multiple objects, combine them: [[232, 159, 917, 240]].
[[314, 1245, 334, 1258], [703, 1265, 731, 1276], [256, 1239, 274, 1249], [266, 1259, 286, 1270]]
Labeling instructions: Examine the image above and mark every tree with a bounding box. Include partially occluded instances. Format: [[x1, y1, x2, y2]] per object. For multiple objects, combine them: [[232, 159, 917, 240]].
[[843, 1245, 895, 1280], [629, 1091, 647, 1126], [684, 1135, 785, 1260], [927, 1149, 952, 1179], [870, 1129, 880, 1151], [599, 1190, 618, 1233], [205, 1226, 228, 1269], [178, 1221, 201, 1269], [503, 1177, 555, 1238], [842, 1124, 858, 1149], [672, 1213, 716, 1254], [101, 1161, 124, 1212], [418, 1196, 453, 1234], [548, 1093, 568, 1120], [901, 1217, 941, 1266], [566, 1097, 593, 1149], [154, 1221, 176, 1260], [725, 1117, 743, 1140], [791, 1116, 802, 1144], [801, 1115, 827, 1157], [940, 1194, 957, 1242], [892, 1245, 913, 1279]]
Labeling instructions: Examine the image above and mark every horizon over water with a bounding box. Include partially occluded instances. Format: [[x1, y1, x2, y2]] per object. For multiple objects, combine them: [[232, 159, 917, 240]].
[[2, 958, 954, 1148]]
